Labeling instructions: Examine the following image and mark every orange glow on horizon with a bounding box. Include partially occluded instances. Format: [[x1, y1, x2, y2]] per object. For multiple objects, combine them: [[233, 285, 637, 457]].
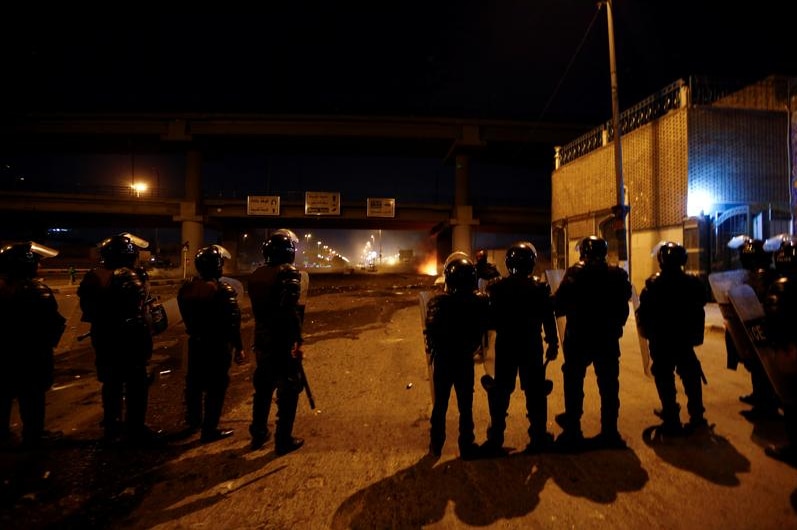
[[418, 255, 438, 276]]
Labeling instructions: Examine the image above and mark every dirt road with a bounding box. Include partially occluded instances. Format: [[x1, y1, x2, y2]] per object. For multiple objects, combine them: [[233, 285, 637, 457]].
[[1, 272, 795, 529]]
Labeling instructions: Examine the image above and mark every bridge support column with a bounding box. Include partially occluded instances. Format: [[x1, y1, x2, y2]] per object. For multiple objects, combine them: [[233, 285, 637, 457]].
[[175, 149, 204, 277], [451, 153, 478, 258]]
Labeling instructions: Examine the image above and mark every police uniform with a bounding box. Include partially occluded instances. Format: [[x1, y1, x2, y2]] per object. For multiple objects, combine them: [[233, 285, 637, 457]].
[[761, 237, 797, 464], [729, 238, 781, 418], [177, 245, 243, 442], [637, 242, 707, 434], [425, 256, 489, 459], [483, 242, 558, 454], [0, 242, 65, 447], [553, 236, 631, 449], [78, 234, 155, 443], [248, 231, 305, 455]]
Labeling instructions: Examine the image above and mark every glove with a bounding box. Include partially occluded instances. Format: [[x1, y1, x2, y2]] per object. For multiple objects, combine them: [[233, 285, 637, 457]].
[[545, 343, 558, 362]]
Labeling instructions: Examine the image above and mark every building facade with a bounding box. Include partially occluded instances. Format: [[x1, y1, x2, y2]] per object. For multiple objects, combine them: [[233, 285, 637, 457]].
[[551, 76, 795, 291]]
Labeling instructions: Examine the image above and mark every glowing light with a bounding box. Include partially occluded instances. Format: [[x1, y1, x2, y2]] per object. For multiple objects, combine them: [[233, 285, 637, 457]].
[[418, 255, 438, 276], [131, 182, 148, 197], [687, 189, 713, 217]]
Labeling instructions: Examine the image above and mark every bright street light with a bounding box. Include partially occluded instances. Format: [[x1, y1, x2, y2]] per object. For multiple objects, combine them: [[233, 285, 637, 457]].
[[131, 182, 148, 197]]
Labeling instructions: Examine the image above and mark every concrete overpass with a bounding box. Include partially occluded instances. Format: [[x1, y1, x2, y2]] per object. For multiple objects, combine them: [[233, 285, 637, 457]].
[[0, 112, 589, 268]]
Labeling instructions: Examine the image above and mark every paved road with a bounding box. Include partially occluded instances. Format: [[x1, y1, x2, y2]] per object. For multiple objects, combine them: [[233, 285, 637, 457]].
[[2, 274, 796, 529]]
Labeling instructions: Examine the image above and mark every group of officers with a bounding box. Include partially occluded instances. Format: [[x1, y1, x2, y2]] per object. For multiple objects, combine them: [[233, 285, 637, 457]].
[[423, 235, 796, 464], [0, 229, 308, 456], [2, 230, 795, 466]]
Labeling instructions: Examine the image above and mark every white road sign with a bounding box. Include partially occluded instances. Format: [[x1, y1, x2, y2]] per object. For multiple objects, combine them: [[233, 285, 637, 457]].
[[305, 191, 340, 215], [247, 195, 280, 216]]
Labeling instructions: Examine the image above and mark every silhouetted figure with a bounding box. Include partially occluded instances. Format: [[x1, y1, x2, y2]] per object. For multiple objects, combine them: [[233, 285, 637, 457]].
[[762, 235, 797, 465], [248, 229, 306, 455], [730, 237, 781, 420], [553, 235, 631, 451], [0, 241, 65, 449], [481, 241, 558, 455], [78, 233, 160, 445], [177, 245, 244, 443], [637, 242, 708, 436], [424, 254, 489, 460]]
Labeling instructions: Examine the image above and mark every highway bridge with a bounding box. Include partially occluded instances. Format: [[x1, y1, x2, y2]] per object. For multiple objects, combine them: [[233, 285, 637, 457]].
[[0, 112, 590, 268]]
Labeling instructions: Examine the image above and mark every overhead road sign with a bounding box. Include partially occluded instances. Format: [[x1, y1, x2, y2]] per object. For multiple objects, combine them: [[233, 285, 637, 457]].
[[305, 192, 340, 216], [247, 195, 280, 216], [367, 198, 395, 218]]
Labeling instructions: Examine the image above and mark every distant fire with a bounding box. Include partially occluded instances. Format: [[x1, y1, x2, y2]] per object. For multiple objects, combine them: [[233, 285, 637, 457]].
[[418, 255, 439, 276]]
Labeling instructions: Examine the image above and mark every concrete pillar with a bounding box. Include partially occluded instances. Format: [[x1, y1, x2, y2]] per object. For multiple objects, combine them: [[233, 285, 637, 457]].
[[450, 152, 478, 257], [175, 149, 204, 278]]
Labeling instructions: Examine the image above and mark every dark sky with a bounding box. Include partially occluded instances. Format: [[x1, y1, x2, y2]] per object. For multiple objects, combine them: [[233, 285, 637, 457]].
[[2, 2, 794, 124]]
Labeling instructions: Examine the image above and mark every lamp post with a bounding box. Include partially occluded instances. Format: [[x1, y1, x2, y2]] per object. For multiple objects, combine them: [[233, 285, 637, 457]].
[[602, 0, 630, 273]]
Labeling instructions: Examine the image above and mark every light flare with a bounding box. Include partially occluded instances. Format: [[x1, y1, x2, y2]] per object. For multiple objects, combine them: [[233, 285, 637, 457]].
[[418, 255, 438, 276]]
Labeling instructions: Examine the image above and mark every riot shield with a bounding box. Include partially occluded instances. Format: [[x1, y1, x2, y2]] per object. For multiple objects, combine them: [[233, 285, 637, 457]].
[[728, 284, 797, 406], [708, 270, 756, 361], [631, 284, 653, 378], [418, 291, 435, 404], [545, 269, 567, 347]]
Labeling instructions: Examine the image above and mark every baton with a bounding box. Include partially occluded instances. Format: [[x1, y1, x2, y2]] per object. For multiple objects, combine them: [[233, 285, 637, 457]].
[[297, 358, 316, 410]]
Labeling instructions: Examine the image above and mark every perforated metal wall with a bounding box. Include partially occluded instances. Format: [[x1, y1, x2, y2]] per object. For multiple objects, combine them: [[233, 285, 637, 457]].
[[551, 148, 614, 222], [624, 110, 689, 229], [688, 108, 790, 206], [552, 109, 689, 230]]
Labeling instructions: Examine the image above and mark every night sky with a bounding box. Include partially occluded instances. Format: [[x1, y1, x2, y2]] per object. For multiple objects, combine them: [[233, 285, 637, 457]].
[[1, 3, 794, 260], [2, 2, 793, 122]]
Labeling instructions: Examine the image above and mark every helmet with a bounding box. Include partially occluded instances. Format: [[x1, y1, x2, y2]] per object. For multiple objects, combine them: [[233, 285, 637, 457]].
[[773, 237, 797, 275], [0, 241, 58, 278], [657, 241, 687, 271], [99, 233, 147, 269], [505, 241, 537, 276], [194, 245, 230, 279], [262, 230, 297, 265], [737, 237, 771, 270], [443, 257, 477, 295], [444, 251, 470, 268], [578, 236, 608, 262]]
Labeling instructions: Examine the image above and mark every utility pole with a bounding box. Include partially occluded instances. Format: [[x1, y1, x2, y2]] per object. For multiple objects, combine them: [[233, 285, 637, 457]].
[[603, 0, 630, 274]]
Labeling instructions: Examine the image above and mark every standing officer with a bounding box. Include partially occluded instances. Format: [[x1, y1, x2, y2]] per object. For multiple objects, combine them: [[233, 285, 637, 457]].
[[78, 233, 159, 444], [424, 254, 489, 460], [636, 242, 708, 435], [482, 242, 558, 455], [248, 230, 306, 455], [762, 236, 797, 464], [553, 235, 631, 451], [0, 242, 65, 449], [728, 237, 781, 420], [177, 245, 244, 443]]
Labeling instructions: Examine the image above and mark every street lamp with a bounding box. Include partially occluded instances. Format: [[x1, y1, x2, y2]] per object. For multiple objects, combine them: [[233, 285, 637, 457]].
[[131, 182, 148, 198]]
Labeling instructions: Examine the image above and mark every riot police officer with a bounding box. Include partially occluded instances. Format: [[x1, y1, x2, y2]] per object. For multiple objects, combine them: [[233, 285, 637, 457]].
[[247, 230, 306, 455], [761, 236, 797, 464], [0, 242, 65, 449], [732, 237, 781, 420], [482, 242, 558, 455], [424, 254, 489, 460], [78, 233, 159, 444], [177, 245, 244, 443], [553, 236, 631, 451], [636, 242, 708, 435]]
